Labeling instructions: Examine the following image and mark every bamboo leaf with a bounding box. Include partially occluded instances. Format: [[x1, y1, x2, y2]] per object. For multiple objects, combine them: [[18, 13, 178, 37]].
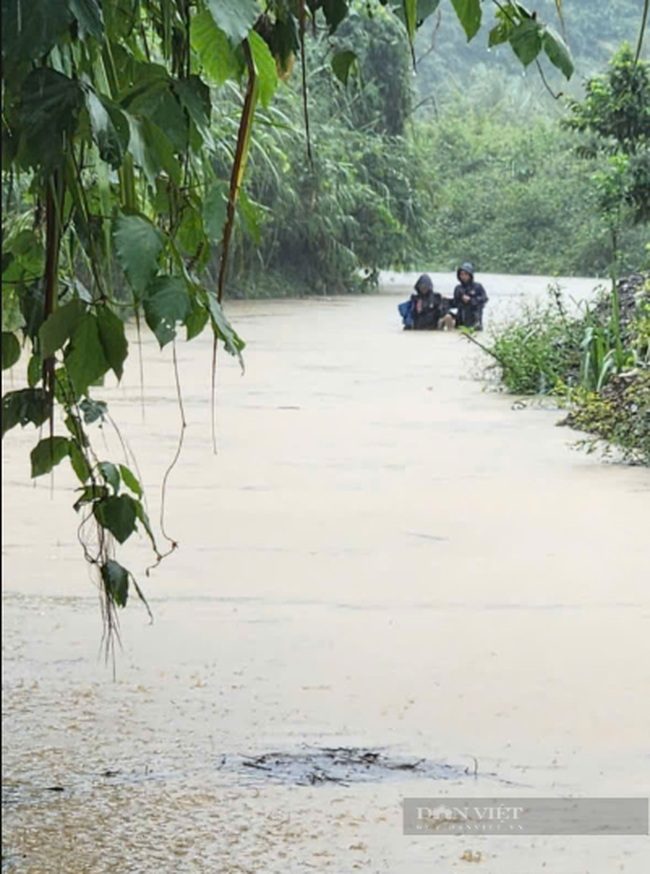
[[249, 31, 278, 108], [69, 0, 105, 41]]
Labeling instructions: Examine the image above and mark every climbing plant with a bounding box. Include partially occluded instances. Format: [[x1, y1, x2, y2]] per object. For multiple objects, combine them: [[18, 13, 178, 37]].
[[1, 0, 576, 641]]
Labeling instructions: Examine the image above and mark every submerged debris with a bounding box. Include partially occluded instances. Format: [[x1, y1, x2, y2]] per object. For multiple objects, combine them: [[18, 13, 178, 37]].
[[226, 747, 464, 787]]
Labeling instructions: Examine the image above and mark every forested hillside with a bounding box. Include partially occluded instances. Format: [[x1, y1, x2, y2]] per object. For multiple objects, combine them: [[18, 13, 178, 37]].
[[217, 1, 648, 294]]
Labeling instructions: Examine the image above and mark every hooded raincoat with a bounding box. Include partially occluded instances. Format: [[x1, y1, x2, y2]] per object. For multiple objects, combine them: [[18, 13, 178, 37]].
[[451, 263, 488, 329]]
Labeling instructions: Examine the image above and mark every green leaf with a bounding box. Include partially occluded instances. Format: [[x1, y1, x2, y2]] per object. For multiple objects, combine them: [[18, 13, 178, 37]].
[[101, 559, 130, 607], [488, 19, 513, 48], [450, 0, 482, 41], [143, 276, 191, 348], [73, 484, 108, 511], [321, 0, 348, 34], [30, 436, 71, 478], [96, 306, 128, 381], [206, 0, 260, 45], [94, 494, 137, 544], [185, 296, 210, 341], [18, 69, 84, 170], [69, 0, 105, 41], [2, 286, 25, 332], [119, 464, 143, 499], [191, 10, 237, 86], [2, 332, 21, 370], [331, 50, 358, 85], [99, 461, 121, 493], [27, 354, 42, 387], [204, 291, 245, 368], [238, 189, 265, 245], [509, 19, 543, 66], [113, 213, 164, 294], [542, 25, 573, 80], [69, 441, 91, 483], [204, 182, 229, 243], [249, 31, 278, 108], [403, 0, 418, 41], [173, 75, 212, 139], [86, 90, 130, 169], [39, 298, 87, 359], [134, 500, 159, 553], [177, 206, 206, 255], [65, 313, 111, 396], [1, 0, 72, 69], [2, 388, 49, 438], [80, 397, 108, 424], [122, 77, 188, 152]]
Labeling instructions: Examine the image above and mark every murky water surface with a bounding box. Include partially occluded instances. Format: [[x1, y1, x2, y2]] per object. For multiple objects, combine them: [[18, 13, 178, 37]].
[[3, 274, 649, 872]]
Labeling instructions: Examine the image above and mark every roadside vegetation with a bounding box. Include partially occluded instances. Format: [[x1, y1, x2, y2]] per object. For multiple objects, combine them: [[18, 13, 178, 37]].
[[472, 44, 649, 464]]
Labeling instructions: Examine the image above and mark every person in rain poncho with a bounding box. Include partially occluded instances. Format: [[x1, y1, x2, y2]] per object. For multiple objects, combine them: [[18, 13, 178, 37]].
[[450, 263, 488, 330], [398, 274, 451, 330]]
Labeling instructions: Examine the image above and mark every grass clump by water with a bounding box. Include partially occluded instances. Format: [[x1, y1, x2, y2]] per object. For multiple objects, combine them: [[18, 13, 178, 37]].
[[472, 274, 650, 465]]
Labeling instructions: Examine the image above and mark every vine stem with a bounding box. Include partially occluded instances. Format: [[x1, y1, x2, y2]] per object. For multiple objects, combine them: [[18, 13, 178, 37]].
[[158, 341, 186, 552], [211, 37, 257, 454], [636, 0, 649, 62]]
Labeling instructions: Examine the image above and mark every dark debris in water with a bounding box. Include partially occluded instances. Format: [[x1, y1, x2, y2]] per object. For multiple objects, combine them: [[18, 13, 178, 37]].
[[225, 747, 465, 787]]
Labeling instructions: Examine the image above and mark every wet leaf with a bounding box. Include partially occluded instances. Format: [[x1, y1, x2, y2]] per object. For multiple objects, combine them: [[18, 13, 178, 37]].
[[65, 313, 111, 396], [143, 275, 191, 347], [96, 306, 128, 381], [206, 0, 260, 45], [98, 461, 121, 493], [2, 388, 49, 438], [331, 50, 358, 86], [39, 299, 86, 359], [113, 213, 164, 294], [94, 494, 138, 544], [101, 559, 130, 607], [119, 464, 142, 498], [2, 332, 21, 370], [450, 0, 482, 42], [30, 436, 71, 478]]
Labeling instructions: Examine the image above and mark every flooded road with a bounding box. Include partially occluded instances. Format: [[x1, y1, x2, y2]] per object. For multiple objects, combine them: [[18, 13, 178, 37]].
[[2, 274, 649, 872]]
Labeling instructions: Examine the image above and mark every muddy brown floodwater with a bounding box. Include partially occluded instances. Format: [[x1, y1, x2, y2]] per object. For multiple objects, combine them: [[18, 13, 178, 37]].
[[2, 273, 649, 873]]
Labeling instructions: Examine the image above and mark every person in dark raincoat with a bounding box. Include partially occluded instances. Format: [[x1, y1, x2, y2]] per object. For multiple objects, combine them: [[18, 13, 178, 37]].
[[398, 274, 450, 330], [450, 263, 488, 329]]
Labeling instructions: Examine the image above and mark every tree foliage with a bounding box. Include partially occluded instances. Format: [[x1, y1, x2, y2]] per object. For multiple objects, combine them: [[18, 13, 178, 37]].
[[1, 0, 577, 634]]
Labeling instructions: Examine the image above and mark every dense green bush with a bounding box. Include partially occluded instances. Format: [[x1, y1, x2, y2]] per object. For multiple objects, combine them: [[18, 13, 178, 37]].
[[480, 274, 650, 463]]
